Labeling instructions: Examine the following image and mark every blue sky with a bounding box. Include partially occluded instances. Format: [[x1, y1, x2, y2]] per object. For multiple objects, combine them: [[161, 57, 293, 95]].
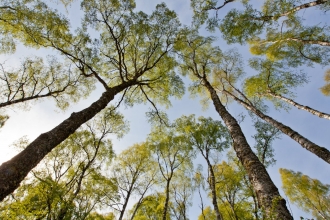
[[0, 0, 329, 219]]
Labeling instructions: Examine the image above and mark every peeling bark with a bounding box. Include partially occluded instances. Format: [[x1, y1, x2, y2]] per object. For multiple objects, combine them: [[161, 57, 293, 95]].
[[201, 79, 293, 219], [0, 81, 134, 201]]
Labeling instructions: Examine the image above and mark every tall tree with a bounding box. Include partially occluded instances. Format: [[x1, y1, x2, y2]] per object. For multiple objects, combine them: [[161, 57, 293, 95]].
[[148, 124, 194, 220], [175, 115, 231, 220], [0, 0, 184, 200], [280, 169, 330, 219], [176, 30, 293, 219], [107, 143, 158, 220]]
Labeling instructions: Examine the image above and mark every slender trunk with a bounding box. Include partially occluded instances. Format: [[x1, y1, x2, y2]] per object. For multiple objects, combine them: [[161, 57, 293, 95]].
[[228, 200, 239, 220], [198, 184, 206, 220], [206, 160, 223, 220], [225, 90, 330, 164], [162, 176, 172, 220], [0, 81, 133, 201], [202, 79, 293, 219], [268, 92, 330, 120], [119, 189, 132, 220]]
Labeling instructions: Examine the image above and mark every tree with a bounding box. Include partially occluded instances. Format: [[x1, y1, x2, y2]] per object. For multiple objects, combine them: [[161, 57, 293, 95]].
[[176, 30, 292, 219], [0, 0, 72, 53], [0, 106, 127, 219], [170, 171, 195, 220], [0, 0, 184, 200], [214, 161, 256, 220], [280, 168, 330, 219], [175, 115, 231, 220], [252, 119, 281, 167], [148, 123, 195, 220], [106, 143, 158, 220]]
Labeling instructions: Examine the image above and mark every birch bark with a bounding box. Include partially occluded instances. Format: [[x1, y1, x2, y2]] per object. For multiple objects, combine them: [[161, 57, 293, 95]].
[[201, 78, 293, 219], [268, 92, 330, 120], [225, 90, 330, 164]]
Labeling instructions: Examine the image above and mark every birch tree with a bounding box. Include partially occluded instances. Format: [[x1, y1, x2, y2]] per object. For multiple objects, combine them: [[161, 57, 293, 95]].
[[107, 143, 158, 220], [175, 115, 231, 220], [148, 126, 194, 220], [176, 30, 293, 219]]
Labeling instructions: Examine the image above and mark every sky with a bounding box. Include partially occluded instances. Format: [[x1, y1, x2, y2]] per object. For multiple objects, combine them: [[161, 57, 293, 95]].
[[1, 0, 330, 219]]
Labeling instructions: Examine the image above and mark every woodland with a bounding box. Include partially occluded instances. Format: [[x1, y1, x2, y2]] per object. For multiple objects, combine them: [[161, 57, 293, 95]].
[[0, 0, 330, 219]]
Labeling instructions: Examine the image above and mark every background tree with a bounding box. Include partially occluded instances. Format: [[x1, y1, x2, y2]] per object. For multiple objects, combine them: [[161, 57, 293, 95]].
[[170, 171, 195, 220], [175, 115, 231, 220], [252, 120, 281, 167], [148, 124, 194, 220], [280, 168, 330, 219], [214, 160, 256, 220], [0, 106, 127, 219], [106, 143, 158, 220]]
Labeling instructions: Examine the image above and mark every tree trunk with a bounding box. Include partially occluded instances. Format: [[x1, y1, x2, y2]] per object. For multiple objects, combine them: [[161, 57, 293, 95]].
[[0, 81, 133, 201], [268, 92, 330, 120], [119, 189, 132, 220], [225, 90, 330, 164], [202, 79, 293, 219], [206, 159, 223, 220], [162, 177, 172, 220]]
